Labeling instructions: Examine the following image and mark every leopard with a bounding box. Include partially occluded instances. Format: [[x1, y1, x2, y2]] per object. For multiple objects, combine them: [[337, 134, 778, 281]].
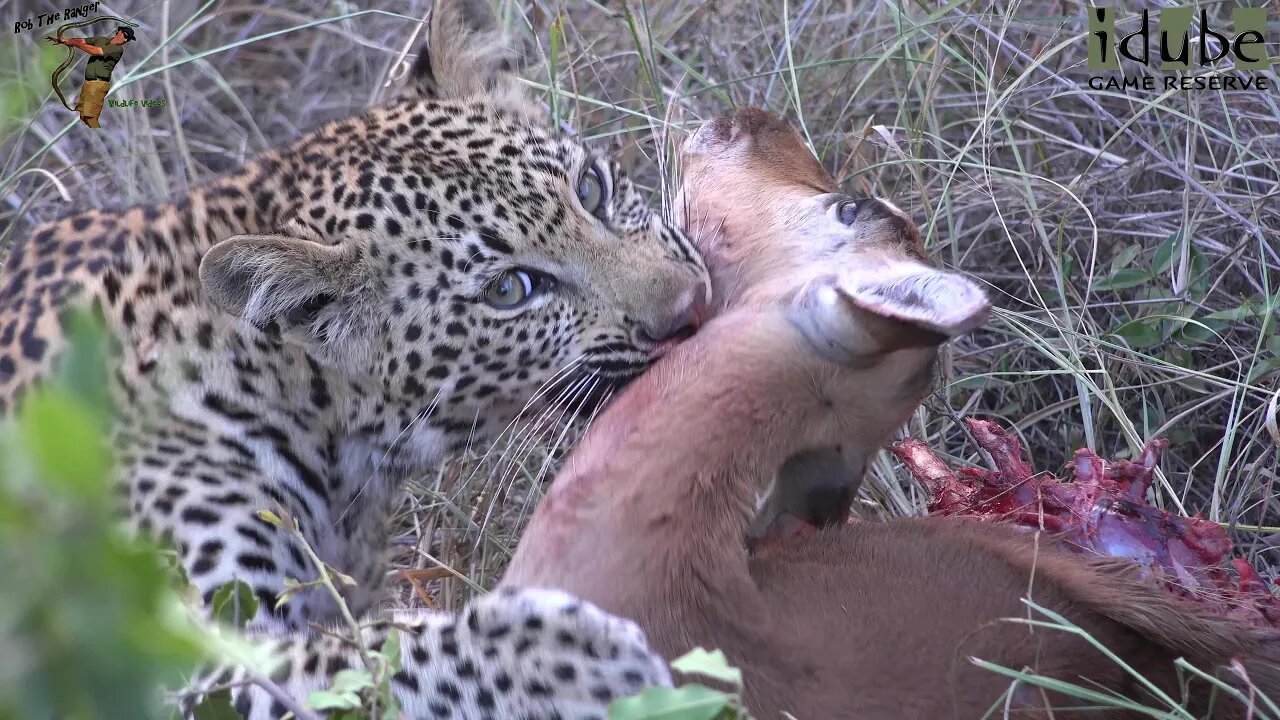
[[1, 0, 704, 716], [180, 586, 673, 719]]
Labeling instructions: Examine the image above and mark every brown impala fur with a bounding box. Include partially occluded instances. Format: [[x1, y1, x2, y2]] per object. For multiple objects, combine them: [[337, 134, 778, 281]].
[[501, 109, 1280, 719]]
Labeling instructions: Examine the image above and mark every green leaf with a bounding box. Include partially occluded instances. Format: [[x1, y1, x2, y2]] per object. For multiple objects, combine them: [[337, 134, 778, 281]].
[[1203, 297, 1268, 322], [1186, 248, 1210, 298], [257, 509, 284, 527], [376, 626, 404, 715], [1110, 244, 1140, 274], [379, 629, 402, 670], [1247, 356, 1280, 385], [192, 689, 244, 720], [1094, 268, 1150, 292], [670, 649, 743, 687], [0, 308, 215, 720], [55, 308, 115, 420], [275, 577, 307, 609], [330, 668, 375, 695], [306, 690, 362, 711], [609, 684, 732, 720], [1110, 318, 1163, 349], [1059, 252, 1076, 281], [1151, 233, 1179, 275], [328, 566, 358, 587], [210, 580, 259, 630], [308, 669, 373, 711], [17, 390, 112, 497], [1174, 318, 1228, 345]]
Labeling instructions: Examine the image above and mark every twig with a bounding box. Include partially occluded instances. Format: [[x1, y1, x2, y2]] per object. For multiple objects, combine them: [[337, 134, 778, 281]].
[[247, 672, 323, 720]]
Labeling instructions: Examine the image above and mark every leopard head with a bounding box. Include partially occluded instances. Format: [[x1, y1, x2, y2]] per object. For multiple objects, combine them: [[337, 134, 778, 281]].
[[199, 0, 710, 468]]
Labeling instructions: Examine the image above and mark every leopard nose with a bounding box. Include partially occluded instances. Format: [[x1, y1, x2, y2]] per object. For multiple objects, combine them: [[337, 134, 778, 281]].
[[637, 285, 709, 349]]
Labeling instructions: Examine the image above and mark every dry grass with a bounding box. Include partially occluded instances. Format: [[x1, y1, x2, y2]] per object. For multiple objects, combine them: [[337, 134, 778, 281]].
[[2, 0, 1278, 624]]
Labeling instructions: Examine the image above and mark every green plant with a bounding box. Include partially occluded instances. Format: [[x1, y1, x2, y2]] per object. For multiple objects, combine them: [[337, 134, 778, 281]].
[[257, 510, 403, 720], [0, 312, 210, 720], [610, 648, 755, 720]]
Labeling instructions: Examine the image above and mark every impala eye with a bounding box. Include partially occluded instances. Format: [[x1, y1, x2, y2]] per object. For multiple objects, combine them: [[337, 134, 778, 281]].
[[485, 270, 535, 308], [836, 200, 861, 226], [577, 164, 609, 218]]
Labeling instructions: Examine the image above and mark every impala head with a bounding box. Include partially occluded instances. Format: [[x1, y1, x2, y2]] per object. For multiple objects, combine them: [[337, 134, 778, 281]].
[[679, 107, 989, 360], [679, 108, 990, 540]]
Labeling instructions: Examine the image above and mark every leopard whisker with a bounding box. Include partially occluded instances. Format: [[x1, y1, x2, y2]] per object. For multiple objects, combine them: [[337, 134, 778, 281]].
[[460, 375, 583, 512], [475, 374, 593, 541], [501, 375, 594, 498], [525, 375, 602, 502], [512, 377, 614, 529], [481, 374, 590, 509], [453, 354, 586, 495]]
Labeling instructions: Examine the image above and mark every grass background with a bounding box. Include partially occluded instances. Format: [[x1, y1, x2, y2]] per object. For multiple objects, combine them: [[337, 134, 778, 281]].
[[2, 0, 1278, 619]]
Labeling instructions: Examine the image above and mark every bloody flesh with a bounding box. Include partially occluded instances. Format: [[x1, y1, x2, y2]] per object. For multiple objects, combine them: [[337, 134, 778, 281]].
[[891, 418, 1280, 628]]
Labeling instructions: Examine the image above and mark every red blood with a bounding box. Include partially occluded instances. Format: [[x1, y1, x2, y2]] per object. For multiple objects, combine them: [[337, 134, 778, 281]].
[[890, 418, 1280, 628]]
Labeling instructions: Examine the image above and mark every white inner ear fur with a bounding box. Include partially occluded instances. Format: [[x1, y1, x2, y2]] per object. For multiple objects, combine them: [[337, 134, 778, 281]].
[[201, 236, 370, 339], [201, 234, 379, 375], [839, 262, 990, 337]]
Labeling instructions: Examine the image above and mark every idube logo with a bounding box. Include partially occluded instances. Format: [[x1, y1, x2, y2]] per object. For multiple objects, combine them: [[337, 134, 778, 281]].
[[1087, 7, 1273, 92]]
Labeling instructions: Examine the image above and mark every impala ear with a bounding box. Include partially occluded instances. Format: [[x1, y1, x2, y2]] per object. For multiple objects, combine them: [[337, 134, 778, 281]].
[[841, 262, 990, 338], [408, 0, 531, 116], [793, 263, 989, 363], [200, 234, 375, 357]]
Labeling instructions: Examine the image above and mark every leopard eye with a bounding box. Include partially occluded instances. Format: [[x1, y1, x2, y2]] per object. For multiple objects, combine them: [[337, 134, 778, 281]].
[[577, 165, 608, 218], [836, 200, 861, 226], [485, 270, 535, 308]]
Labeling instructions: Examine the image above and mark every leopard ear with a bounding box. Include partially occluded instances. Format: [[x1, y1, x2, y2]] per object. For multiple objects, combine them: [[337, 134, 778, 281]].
[[408, 0, 531, 115], [200, 234, 375, 356]]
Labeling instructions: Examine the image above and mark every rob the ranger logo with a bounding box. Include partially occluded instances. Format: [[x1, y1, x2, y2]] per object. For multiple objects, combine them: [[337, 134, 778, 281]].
[[1087, 7, 1273, 92]]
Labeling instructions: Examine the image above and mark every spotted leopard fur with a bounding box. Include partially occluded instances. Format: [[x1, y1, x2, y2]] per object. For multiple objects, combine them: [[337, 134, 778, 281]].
[[182, 588, 672, 719], [1, 1, 702, 716]]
